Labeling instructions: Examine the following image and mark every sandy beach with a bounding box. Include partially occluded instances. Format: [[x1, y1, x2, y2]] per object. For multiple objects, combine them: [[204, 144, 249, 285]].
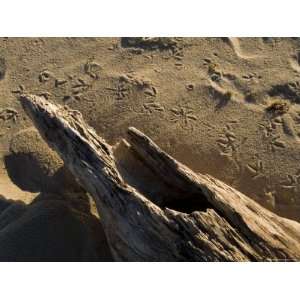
[[1, 38, 300, 221]]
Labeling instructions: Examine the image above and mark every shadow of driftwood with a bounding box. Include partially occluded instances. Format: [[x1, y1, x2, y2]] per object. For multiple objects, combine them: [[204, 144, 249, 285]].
[[0, 194, 113, 261]]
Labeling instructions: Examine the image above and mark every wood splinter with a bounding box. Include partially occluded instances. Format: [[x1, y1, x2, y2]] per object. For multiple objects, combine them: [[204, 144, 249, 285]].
[[20, 94, 300, 261]]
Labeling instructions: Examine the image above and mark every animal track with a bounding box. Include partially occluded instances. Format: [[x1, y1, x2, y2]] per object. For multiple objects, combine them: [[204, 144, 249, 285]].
[[259, 120, 286, 151], [246, 160, 265, 179], [106, 81, 130, 101], [55, 79, 68, 87], [170, 104, 197, 131], [54, 76, 92, 103], [11, 84, 26, 94], [170, 47, 184, 61], [142, 102, 164, 114], [270, 135, 286, 150], [143, 86, 157, 97], [36, 64, 98, 105], [39, 70, 53, 83], [217, 125, 238, 156], [216, 123, 245, 176], [71, 78, 90, 92], [84, 60, 101, 79], [104, 75, 159, 112], [259, 119, 277, 138], [119, 74, 157, 97], [280, 172, 300, 203], [281, 173, 300, 193], [130, 101, 165, 116], [162, 46, 185, 65], [241, 72, 262, 81], [0, 108, 18, 122]]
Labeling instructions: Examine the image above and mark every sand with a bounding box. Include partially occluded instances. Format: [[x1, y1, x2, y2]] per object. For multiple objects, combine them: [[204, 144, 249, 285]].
[[1, 37, 300, 224]]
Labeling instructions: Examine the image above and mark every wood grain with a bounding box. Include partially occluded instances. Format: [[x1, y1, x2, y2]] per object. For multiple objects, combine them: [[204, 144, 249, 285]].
[[20, 94, 300, 261]]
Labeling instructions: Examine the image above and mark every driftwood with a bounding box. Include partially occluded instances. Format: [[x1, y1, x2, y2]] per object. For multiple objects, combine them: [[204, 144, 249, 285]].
[[20, 94, 300, 261]]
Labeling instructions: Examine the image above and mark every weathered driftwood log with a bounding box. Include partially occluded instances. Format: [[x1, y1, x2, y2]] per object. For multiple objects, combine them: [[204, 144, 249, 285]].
[[20, 94, 300, 261]]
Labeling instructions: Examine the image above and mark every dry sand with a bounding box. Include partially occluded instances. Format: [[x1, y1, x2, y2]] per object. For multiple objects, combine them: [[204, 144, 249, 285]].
[[1, 37, 300, 222]]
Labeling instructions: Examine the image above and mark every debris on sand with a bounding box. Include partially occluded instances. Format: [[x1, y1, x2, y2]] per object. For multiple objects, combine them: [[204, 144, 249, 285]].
[[121, 37, 178, 51], [266, 100, 290, 116]]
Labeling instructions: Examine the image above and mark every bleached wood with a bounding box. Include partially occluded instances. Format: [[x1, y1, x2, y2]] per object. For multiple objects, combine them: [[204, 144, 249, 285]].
[[20, 94, 300, 261]]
